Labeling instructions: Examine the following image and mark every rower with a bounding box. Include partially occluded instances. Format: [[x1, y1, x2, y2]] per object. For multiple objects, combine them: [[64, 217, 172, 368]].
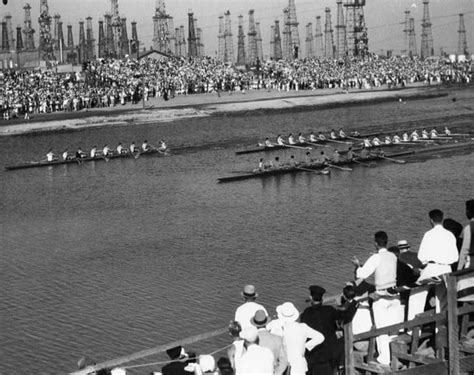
[[316, 151, 330, 165], [46, 149, 57, 162], [393, 134, 401, 144], [130, 142, 138, 154], [402, 132, 410, 142], [410, 130, 420, 141], [351, 130, 360, 137], [346, 147, 355, 161], [305, 151, 313, 164], [359, 145, 370, 159], [273, 156, 282, 169], [103, 144, 112, 157], [339, 128, 347, 138], [421, 129, 429, 139], [62, 149, 70, 161], [332, 149, 341, 163], [75, 147, 87, 159], [142, 140, 151, 152], [430, 128, 439, 138], [264, 138, 273, 147], [288, 133, 297, 145], [90, 146, 98, 158], [384, 136, 392, 145], [363, 137, 372, 148], [158, 140, 167, 151], [288, 155, 298, 167], [444, 126, 451, 136], [309, 132, 318, 142], [298, 133, 306, 144], [371, 137, 382, 146], [330, 129, 337, 139], [318, 132, 327, 141], [277, 134, 285, 146], [256, 158, 266, 172], [116, 143, 127, 154]]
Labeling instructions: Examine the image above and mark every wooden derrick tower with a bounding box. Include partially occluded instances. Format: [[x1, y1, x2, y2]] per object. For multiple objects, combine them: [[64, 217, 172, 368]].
[[273, 20, 282, 60], [420, 0, 434, 59], [335, 0, 346, 58], [187, 10, 197, 57], [457, 13, 469, 57], [344, 0, 368, 57], [38, 0, 54, 60], [23, 3, 35, 50], [314, 16, 324, 57], [153, 0, 173, 54], [236, 14, 246, 65], [247, 10, 258, 66], [324, 7, 334, 59]]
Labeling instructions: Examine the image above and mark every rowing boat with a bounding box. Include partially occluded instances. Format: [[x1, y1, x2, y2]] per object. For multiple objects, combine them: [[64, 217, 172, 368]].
[[235, 132, 382, 155], [4, 148, 169, 171], [218, 150, 414, 183]]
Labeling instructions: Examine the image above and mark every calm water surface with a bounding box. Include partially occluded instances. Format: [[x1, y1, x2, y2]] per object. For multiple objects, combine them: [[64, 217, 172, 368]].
[[0, 88, 473, 374]]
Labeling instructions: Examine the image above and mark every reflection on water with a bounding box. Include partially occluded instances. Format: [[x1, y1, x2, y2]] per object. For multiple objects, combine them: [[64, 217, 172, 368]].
[[0, 90, 473, 374]]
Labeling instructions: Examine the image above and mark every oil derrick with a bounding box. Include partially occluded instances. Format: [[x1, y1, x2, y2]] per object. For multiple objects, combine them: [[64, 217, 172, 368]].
[[403, 9, 410, 56], [223, 10, 234, 63], [197, 28, 204, 56], [120, 18, 129, 56], [193, 17, 200, 56], [78, 20, 86, 62], [269, 24, 275, 59], [458, 13, 469, 56], [344, 0, 368, 57], [110, 0, 123, 58], [22, 4, 35, 50], [85, 17, 95, 60], [1, 21, 8, 52], [4, 15, 14, 52], [153, 0, 172, 54], [282, 8, 290, 59], [67, 23, 74, 49], [408, 17, 417, 58], [98, 19, 105, 57], [57, 21, 64, 60], [247, 10, 258, 66], [187, 11, 197, 57], [131, 21, 139, 56], [168, 17, 175, 55], [53, 14, 60, 49], [335, 0, 346, 58], [286, 0, 300, 59], [38, 0, 54, 60], [305, 23, 314, 58], [420, 0, 434, 59], [236, 14, 246, 65], [324, 7, 334, 59], [314, 16, 324, 57], [256, 22, 263, 62], [217, 15, 225, 60], [16, 26, 23, 51], [104, 14, 113, 56], [179, 25, 186, 56], [274, 20, 282, 60]]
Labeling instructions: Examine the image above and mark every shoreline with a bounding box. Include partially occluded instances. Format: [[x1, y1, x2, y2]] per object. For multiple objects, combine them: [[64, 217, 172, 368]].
[[0, 83, 463, 137]]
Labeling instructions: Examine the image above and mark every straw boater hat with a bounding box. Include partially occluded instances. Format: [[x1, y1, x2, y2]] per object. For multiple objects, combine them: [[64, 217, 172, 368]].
[[276, 302, 300, 322], [397, 240, 410, 250], [251, 309, 271, 328], [241, 284, 258, 298]]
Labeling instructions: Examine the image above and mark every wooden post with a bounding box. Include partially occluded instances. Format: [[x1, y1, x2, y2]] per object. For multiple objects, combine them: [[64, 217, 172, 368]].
[[447, 274, 460, 375], [344, 322, 355, 375]]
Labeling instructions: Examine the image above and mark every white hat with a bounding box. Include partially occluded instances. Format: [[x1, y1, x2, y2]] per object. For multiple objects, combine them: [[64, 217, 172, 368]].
[[276, 302, 300, 322], [199, 354, 216, 373], [239, 326, 259, 342], [110, 368, 127, 375]]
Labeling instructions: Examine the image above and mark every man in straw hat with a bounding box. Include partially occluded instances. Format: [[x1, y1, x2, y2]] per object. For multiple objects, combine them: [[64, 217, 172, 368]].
[[274, 302, 324, 375], [234, 284, 268, 330], [238, 325, 274, 375], [397, 239, 423, 276], [251, 310, 289, 375]]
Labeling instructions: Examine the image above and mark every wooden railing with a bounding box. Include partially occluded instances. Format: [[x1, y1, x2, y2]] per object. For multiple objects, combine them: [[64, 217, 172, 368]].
[[344, 268, 474, 375]]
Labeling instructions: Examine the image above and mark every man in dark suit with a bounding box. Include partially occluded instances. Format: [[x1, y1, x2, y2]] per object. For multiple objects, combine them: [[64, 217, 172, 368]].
[[161, 346, 189, 375], [300, 285, 351, 375]]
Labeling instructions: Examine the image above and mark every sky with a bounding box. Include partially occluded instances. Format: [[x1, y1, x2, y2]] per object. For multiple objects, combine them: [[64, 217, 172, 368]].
[[2, 0, 473, 57]]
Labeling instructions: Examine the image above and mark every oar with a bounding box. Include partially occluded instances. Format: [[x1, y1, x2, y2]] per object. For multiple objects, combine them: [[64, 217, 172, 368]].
[[327, 163, 353, 171], [353, 159, 372, 167], [326, 138, 353, 145], [297, 167, 326, 174], [344, 135, 362, 142], [378, 155, 406, 164], [275, 143, 312, 150], [307, 141, 331, 148]]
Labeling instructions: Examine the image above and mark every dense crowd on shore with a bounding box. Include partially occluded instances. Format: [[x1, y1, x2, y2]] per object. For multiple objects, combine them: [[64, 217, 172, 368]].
[[79, 200, 473, 375], [0, 54, 472, 119]]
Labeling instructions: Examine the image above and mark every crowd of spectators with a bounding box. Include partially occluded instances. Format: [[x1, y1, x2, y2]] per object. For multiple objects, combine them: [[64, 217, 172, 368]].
[[0, 54, 472, 119]]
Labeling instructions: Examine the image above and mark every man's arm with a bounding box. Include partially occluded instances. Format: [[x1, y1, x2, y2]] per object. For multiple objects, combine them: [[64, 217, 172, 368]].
[[274, 339, 289, 375], [303, 323, 325, 351], [458, 225, 471, 270], [354, 253, 380, 280]]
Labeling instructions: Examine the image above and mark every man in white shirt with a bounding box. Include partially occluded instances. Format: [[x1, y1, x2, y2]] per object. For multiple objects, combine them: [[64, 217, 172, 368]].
[[408, 209, 459, 321], [234, 285, 268, 330], [237, 326, 274, 375], [352, 231, 402, 368], [458, 200, 474, 270]]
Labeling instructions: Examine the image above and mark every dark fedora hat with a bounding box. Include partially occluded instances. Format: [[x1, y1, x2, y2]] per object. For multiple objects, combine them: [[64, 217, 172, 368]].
[[251, 309, 271, 328]]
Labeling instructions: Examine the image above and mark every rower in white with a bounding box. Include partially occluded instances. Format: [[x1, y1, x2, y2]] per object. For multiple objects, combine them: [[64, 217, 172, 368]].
[[384, 136, 392, 145], [444, 126, 451, 136], [330, 129, 337, 139], [298, 133, 306, 144], [318, 132, 327, 141], [393, 134, 401, 143], [421, 129, 429, 139], [339, 128, 347, 138], [75, 147, 87, 159], [117, 143, 128, 154], [158, 140, 167, 151], [130, 142, 138, 154], [103, 145, 112, 157], [46, 149, 57, 162], [411, 130, 420, 141], [430, 128, 439, 138], [309, 132, 318, 142], [277, 134, 285, 146], [264, 138, 273, 147], [62, 149, 70, 161], [363, 137, 372, 147], [142, 140, 151, 152], [332, 149, 341, 163], [402, 132, 410, 142], [372, 137, 382, 146], [288, 133, 297, 145], [90, 146, 98, 158]]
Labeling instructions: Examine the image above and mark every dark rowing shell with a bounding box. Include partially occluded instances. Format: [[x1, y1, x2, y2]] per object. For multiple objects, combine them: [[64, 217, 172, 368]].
[[4, 148, 169, 171]]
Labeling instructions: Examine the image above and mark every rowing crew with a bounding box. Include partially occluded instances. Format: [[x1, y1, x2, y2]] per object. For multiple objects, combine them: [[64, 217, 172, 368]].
[[46, 140, 168, 161], [254, 146, 383, 172], [272, 129, 351, 146]]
